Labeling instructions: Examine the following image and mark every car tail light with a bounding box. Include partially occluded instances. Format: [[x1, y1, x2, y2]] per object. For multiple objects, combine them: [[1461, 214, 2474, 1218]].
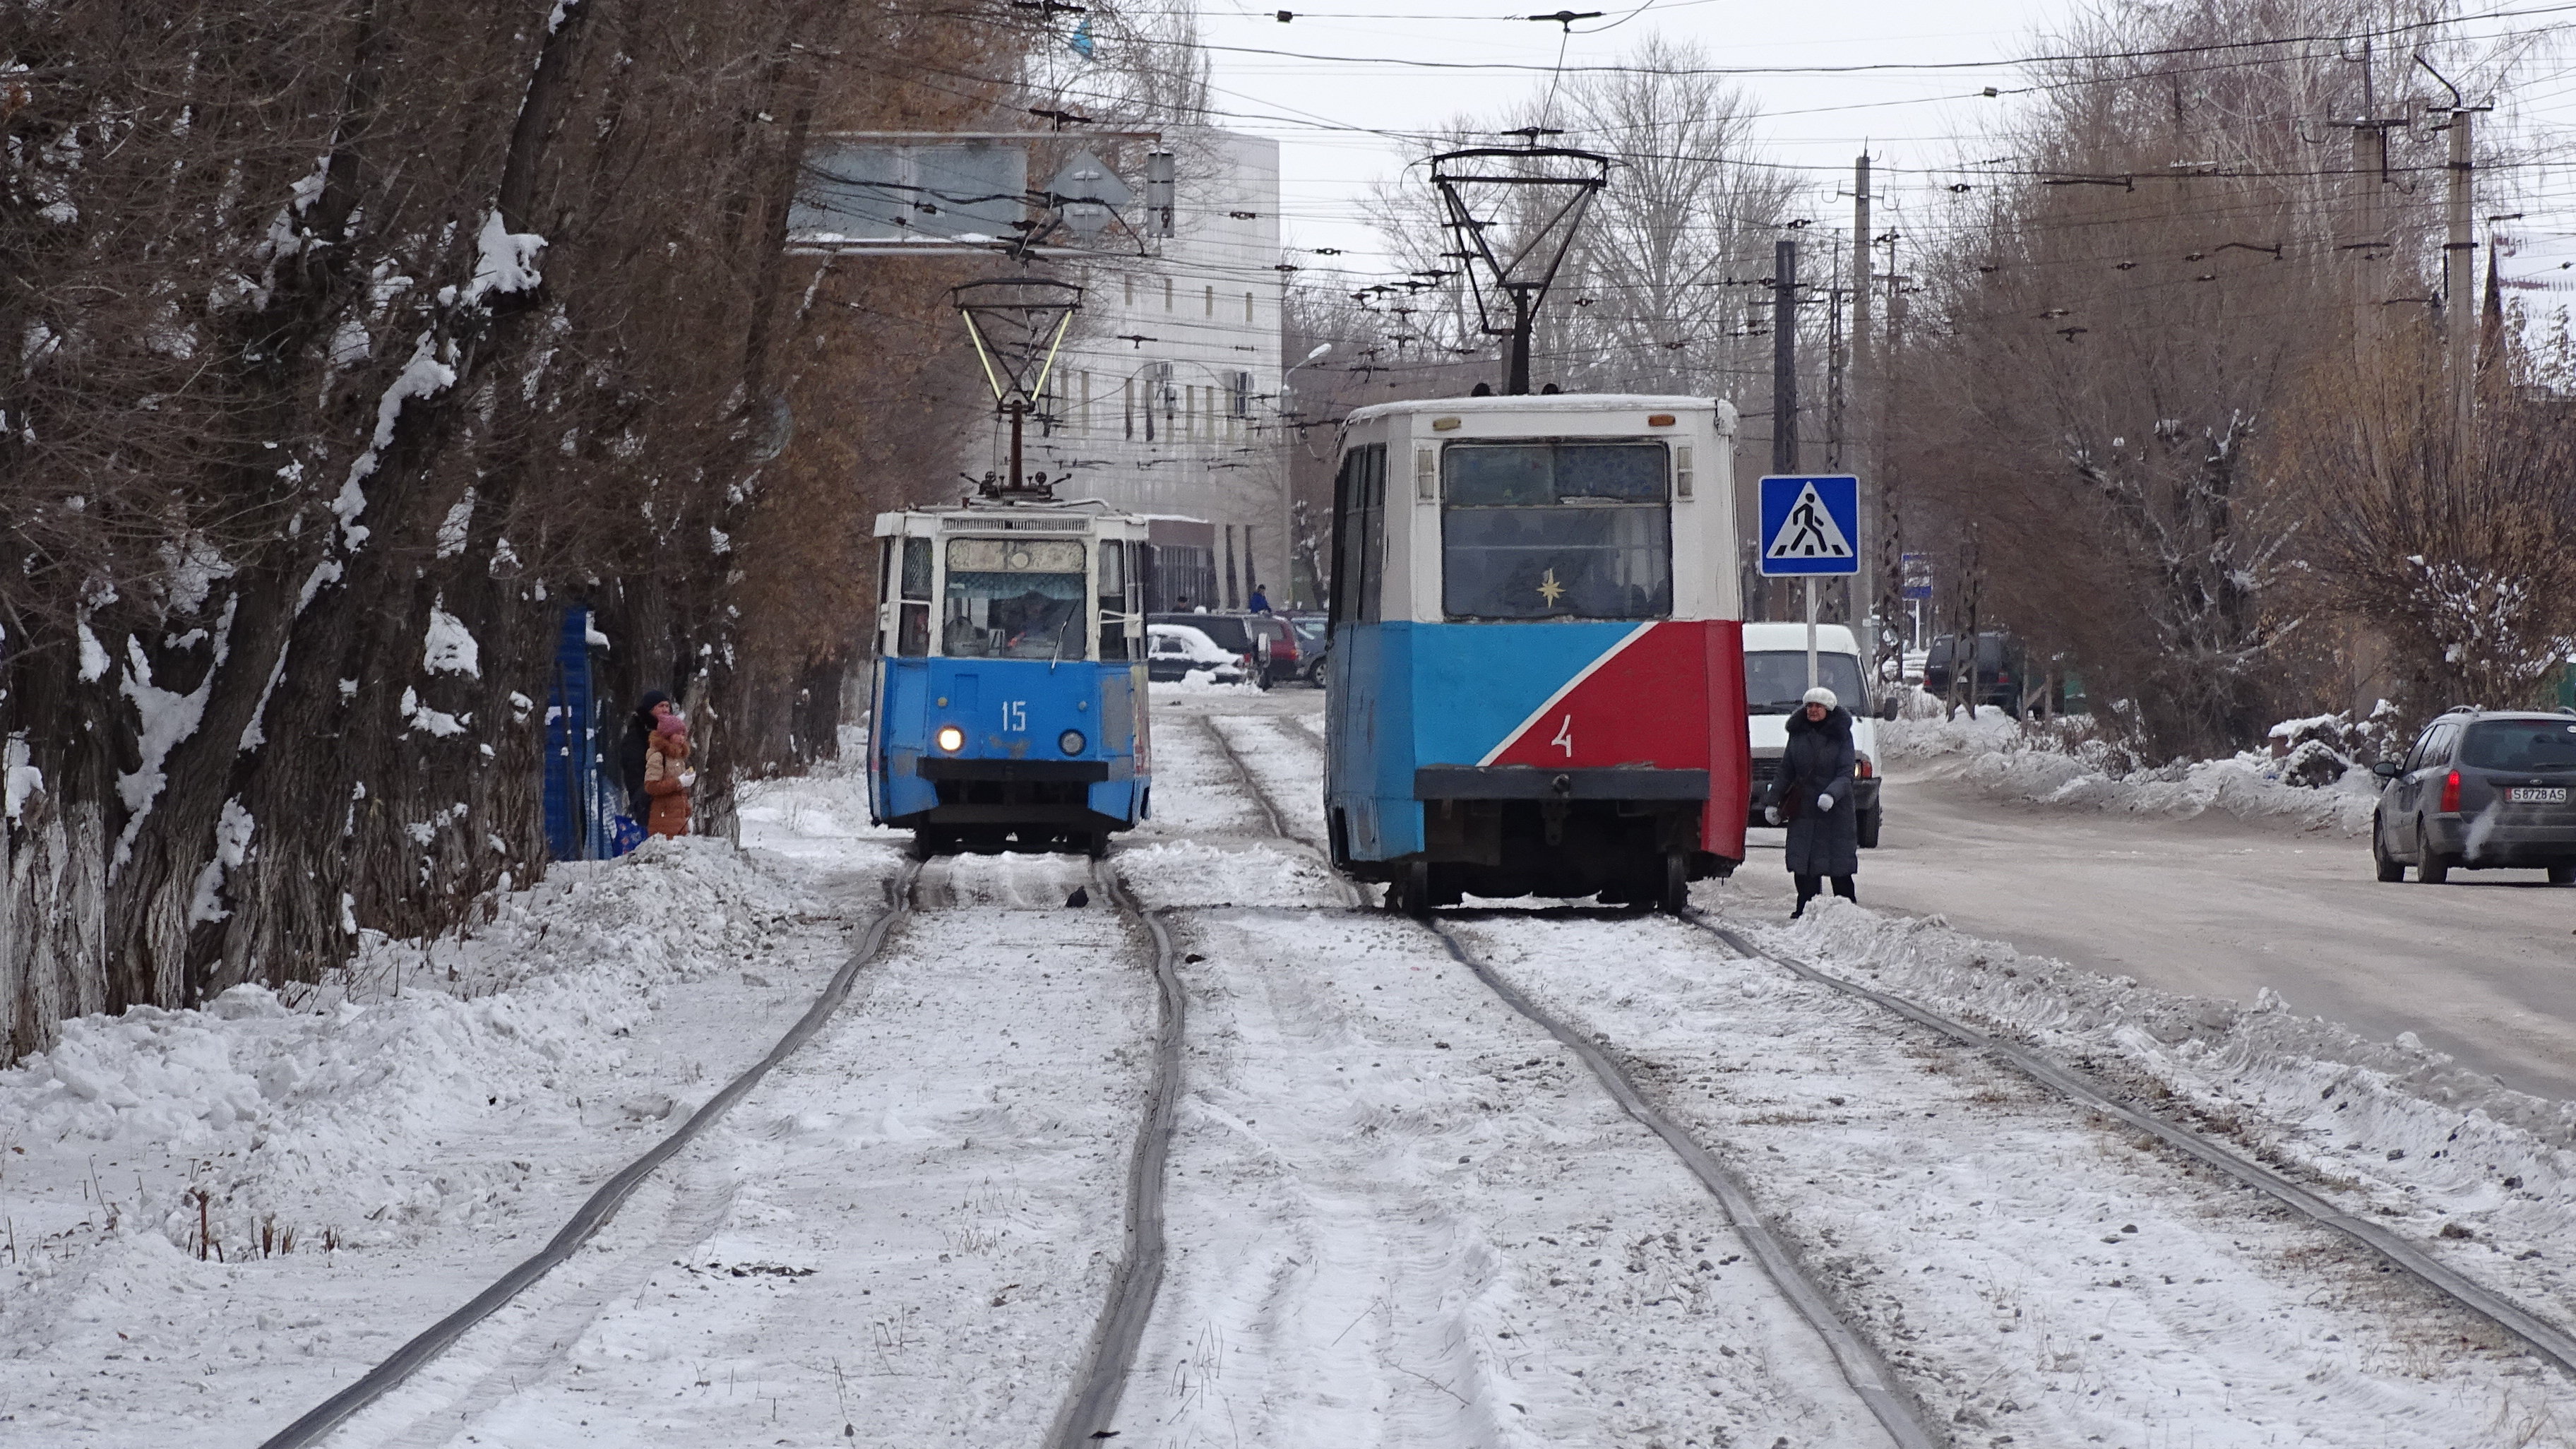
[[2441, 770, 2462, 812], [1855, 753, 1876, 779]]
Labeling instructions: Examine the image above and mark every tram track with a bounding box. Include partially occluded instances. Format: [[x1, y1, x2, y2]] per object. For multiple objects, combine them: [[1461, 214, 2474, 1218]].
[[255, 844, 1195, 1449], [1200, 700, 2576, 1433], [256, 858, 926, 1449], [1683, 912, 2576, 1381], [1194, 706, 1938, 1448], [1046, 863, 1188, 1448]]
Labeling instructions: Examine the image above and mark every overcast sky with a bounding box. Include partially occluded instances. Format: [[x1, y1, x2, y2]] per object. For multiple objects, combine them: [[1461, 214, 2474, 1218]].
[[1165, 0, 2576, 305]]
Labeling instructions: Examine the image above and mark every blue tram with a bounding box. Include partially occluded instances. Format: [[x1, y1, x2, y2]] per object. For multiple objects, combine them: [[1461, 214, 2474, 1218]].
[[1323, 395, 1752, 912], [867, 491, 1152, 856]]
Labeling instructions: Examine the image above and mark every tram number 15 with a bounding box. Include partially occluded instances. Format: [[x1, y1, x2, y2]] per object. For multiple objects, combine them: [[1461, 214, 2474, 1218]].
[[1002, 700, 1027, 732]]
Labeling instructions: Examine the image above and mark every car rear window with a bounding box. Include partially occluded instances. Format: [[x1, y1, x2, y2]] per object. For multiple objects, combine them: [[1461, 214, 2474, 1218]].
[[2460, 720, 2576, 772]]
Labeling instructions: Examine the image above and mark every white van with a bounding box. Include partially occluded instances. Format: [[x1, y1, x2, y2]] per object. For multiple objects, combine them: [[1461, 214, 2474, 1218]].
[[1742, 622, 1886, 847]]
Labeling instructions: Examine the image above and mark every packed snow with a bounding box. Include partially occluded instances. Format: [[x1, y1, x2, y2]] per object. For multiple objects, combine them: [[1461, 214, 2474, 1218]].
[[1883, 706, 2384, 836], [3, 689, 2572, 1448]]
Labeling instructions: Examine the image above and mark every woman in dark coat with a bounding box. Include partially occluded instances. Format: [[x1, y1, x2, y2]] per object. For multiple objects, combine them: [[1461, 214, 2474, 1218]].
[[1775, 686, 1859, 917], [620, 691, 672, 821]]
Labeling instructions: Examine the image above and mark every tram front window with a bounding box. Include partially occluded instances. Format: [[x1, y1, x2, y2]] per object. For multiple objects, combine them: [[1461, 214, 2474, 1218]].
[[941, 538, 1088, 660], [1441, 442, 1671, 620]]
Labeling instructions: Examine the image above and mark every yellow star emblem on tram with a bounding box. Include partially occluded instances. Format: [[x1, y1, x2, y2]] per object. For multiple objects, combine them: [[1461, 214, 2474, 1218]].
[[1535, 568, 1566, 606]]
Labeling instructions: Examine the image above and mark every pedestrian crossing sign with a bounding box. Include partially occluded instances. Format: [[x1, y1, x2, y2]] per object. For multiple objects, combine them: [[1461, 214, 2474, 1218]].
[[1757, 475, 1861, 576]]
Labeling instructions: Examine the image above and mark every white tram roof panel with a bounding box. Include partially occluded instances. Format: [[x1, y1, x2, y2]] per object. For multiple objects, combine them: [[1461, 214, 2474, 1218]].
[[1342, 393, 1738, 436], [872, 499, 1150, 538]]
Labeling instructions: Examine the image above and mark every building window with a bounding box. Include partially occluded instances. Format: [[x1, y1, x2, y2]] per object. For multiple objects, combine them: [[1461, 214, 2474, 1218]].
[[1123, 376, 1135, 440], [1244, 292, 1255, 323], [1204, 285, 1215, 316], [1162, 277, 1174, 311], [1080, 370, 1092, 436], [1123, 274, 1134, 307]]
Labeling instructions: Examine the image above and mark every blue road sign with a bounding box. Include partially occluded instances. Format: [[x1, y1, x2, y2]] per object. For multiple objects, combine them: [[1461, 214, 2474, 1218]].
[[1900, 549, 1933, 600], [1758, 475, 1860, 576]]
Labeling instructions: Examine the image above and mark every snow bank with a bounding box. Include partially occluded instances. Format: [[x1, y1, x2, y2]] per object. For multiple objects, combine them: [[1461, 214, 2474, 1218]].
[[1882, 710, 2383, 836], [1756, 900, 2576, 1317], [0, 837, 816, 1258]]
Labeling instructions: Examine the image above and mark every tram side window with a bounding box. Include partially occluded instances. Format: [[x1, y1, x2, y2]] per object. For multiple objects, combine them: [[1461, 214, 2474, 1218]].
[[1441, 441, 1671, 621], [895, 537, 933, 656], [1097, 539, 1133, 661], [1328, 443, 1387, 626]]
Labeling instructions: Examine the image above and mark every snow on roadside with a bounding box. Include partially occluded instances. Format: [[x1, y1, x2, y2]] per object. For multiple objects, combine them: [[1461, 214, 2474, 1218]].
[[1881, 711, 2382, 836], [1755, 898, 2576, 1339], [0, 826, 898, 1446]]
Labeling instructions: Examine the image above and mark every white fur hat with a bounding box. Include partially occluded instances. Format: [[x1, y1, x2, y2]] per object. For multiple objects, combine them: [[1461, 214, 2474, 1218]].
[[1801, 686, 1839, 709]]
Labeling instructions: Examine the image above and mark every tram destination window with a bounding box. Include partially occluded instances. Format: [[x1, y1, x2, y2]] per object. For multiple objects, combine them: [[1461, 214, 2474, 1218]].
[[941, 538, 1088, 660], [1441, 441, 1671, 620]]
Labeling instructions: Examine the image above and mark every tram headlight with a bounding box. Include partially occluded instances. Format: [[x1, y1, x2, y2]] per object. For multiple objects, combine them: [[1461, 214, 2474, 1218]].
[[1059, 729, 1087, 756], [936, 725, 965, 753]]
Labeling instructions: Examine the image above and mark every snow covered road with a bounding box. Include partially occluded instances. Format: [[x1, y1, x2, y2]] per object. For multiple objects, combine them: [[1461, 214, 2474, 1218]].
[[1792, 765, 2576, 1102], [6, 688, 2576, 1447]]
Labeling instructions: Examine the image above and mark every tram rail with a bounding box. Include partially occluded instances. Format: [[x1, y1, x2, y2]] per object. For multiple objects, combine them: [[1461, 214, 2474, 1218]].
[[1200, 708, 1938, 1448], [256, 859, 926, 1449]]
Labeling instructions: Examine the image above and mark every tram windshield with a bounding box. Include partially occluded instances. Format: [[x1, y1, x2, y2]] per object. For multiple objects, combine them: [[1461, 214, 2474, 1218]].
[[1441, 442, 1671, 620], [941, 537, 1088, 660]]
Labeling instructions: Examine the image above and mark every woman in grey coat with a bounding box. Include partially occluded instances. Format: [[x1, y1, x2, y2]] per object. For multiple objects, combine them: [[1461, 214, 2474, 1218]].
[[1772, 686, 1859, 917]]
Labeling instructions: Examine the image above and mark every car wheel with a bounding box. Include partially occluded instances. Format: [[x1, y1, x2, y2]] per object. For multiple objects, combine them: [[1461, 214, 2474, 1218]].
[[1856, 806, 1883, 849], [2417, 842, 2452, 885], [2372, 817, 2405, 882], [2549, 863, 2575, 886]]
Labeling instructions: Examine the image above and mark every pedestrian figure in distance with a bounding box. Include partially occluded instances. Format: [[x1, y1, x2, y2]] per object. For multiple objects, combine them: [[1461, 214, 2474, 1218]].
[[1247, 581, 1272, 614], [643, 707, 695, 838], [620, 691, 674, 824], [1772, 685, 1858, 917]]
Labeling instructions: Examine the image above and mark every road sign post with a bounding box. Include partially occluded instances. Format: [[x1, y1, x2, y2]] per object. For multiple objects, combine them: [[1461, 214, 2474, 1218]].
[[1758, 475, 1861, 691]]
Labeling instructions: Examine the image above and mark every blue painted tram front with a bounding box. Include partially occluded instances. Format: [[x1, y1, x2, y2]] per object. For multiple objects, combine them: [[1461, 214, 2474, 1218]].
[[867, 497, 1152, 855]]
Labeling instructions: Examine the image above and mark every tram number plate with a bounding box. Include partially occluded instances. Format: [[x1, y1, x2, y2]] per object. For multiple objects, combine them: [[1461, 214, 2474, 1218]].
[[1002, 700, 1027, 732], [2511, 787, 2567, 804]]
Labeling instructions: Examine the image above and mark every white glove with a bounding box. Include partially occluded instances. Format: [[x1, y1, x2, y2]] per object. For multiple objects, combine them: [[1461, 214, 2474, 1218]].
[[679, 770, 696, 788], [1763, 806, 1782, 826], [1816, 793, 1835, 811]]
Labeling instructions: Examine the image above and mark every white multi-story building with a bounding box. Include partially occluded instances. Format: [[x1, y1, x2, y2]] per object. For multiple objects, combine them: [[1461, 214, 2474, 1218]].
[[1001, 129, 1289, 612]]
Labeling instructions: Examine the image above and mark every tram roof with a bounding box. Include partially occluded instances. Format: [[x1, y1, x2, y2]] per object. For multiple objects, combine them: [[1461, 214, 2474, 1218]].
[[1342, 393, 1734, 432], [871, 496, 1151, 536]]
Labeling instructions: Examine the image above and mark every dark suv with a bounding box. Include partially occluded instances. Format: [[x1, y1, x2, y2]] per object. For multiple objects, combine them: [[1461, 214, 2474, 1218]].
[[1924, 631, 2032, 715], [1147, 612, 1300, 688], [2371, 708, 2576, 884]]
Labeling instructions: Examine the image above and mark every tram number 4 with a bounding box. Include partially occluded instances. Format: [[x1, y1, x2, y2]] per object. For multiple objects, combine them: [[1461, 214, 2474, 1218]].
[[1551, 714, 1574, 758], [1002, 700, 1027, 732]]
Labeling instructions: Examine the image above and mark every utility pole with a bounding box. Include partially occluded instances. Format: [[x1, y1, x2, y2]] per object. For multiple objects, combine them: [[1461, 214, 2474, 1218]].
[[1772, 238, 1798, 475], [1851, 155, 1874, 655], [2444, 104, 2477, 463]]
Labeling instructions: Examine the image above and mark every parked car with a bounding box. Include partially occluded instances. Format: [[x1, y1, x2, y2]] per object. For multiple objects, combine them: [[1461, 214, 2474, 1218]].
[[1145, 624, 1248, 685], [1924, 631, 2031, 715], [1147, 612, 1299, 688], [2371, 707, 2576, 884], [1283, 614, 1328, 686], [1741, 623, 1890, 848]]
